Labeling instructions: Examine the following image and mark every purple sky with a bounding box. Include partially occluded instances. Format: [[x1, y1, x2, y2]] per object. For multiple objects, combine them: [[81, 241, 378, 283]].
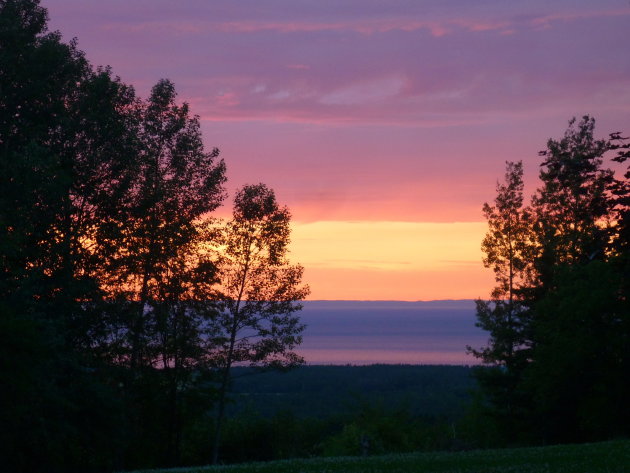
[[44, 0, 630, 222], [42, 1, 630, 299]]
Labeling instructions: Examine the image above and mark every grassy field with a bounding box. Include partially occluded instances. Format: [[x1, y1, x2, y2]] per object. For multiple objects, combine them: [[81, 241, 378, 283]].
[[131, 439, 629, 473]]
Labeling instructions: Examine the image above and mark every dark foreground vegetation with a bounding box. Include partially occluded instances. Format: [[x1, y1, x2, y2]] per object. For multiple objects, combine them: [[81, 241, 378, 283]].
[[2, 1, 307, 471], [1, 1, 629, 472], [210, 365, 476, 464], [134, 439, 630, 473], [469, 116, 630, 446], [229, 365, 473, 419]]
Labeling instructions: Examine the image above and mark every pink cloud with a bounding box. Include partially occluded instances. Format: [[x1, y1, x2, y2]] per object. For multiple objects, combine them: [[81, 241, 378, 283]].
[[43, 0, 630, 219], [93, 7, 630, 41], [320, 76, 406, 106], [215, 91, 240, 107], [529, 8, 630, 28]]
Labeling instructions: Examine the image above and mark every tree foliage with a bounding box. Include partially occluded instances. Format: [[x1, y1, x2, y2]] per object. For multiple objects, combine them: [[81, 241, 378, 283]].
[[0, 2, 307, 471], [208, 183, 309, 463], [531, 116, 615, 291], [473, 116, 630, 444], [470, 162, 532, 367], [468, 161, 534, 439], [1, 2, 140, 471]]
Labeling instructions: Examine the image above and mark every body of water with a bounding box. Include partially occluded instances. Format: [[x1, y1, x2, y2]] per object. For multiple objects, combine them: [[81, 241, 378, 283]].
[[296, 300, 487, 365]]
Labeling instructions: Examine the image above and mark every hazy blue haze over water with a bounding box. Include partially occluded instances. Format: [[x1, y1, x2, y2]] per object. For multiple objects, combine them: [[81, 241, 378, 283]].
[[297, 300, 486, 365]]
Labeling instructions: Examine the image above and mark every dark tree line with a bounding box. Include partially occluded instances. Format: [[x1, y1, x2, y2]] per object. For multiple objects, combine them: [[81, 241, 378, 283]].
[[0, 1, 307, 472], [470, 116, 630, 445]]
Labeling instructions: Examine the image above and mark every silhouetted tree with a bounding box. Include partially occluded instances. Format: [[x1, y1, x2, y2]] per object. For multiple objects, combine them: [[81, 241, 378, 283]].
[[526, 260, 630, 442], [97, 79, 226, 466], [474, 116, 630, 444], [468, 162, 534, 438], [1, 2, 229, 469], [607, 131, 630, 256], [103, 79, 225, 374], [1, 1, 140, 471], [530, 116, 615, 291], [208, 183, 309, 464], [521, 119, 629, 442], [470, 162, 533, 367]]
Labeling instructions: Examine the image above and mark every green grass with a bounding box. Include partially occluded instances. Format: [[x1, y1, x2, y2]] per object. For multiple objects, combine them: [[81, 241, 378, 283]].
[[130, 439, 630, 473]]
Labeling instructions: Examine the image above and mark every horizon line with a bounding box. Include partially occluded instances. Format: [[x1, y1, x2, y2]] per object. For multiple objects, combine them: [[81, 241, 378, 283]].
[[303, 298, 477, 302]]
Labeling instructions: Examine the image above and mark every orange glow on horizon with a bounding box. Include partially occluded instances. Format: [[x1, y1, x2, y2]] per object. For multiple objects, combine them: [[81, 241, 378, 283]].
[[289, 221, 493, 301]]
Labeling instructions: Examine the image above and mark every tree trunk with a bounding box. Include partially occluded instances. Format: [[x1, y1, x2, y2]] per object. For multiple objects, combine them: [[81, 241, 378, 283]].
[[211, 362, 231, 465]]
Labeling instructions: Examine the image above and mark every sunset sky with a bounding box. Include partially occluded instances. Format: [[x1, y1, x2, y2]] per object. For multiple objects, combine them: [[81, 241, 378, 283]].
[[44, 0, 630, 300]]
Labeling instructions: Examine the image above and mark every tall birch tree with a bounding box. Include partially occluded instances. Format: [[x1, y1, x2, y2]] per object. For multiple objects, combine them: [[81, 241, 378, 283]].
[[209, 183, 309, 464]]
